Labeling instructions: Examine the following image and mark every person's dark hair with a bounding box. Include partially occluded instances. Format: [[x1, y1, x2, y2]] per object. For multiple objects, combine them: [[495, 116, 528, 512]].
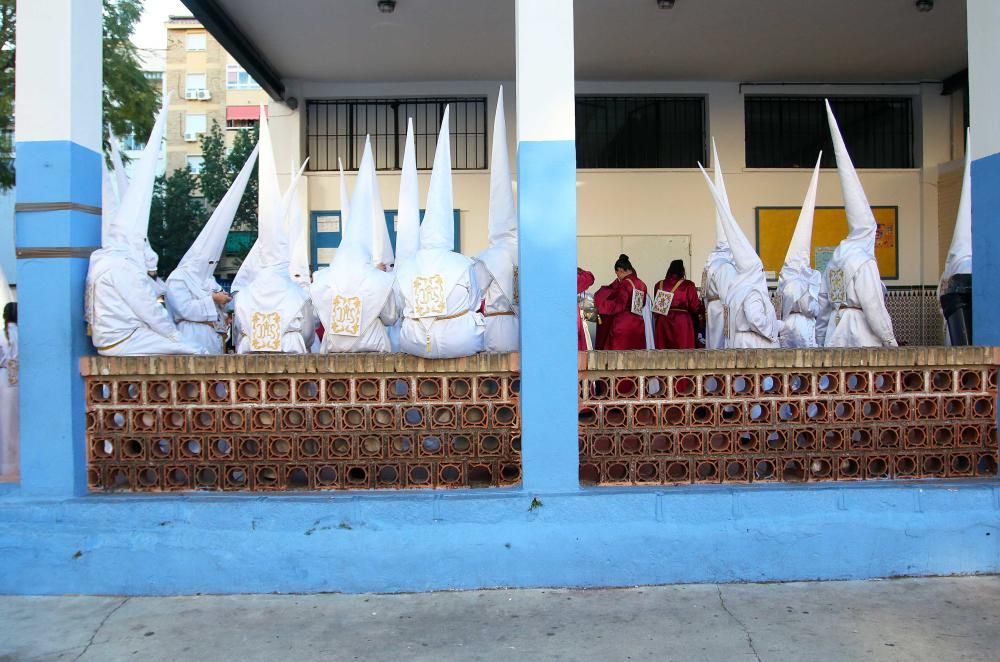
[[3, 302, 15, 341], [614, 253, 635, 274], [667, 259, 685, 279]]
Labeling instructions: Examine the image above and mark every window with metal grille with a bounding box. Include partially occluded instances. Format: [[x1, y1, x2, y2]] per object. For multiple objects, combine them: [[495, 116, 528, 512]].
[[575, 96, 707, 168], [306, 98, 488, 171], [745, 96, 915, 169]]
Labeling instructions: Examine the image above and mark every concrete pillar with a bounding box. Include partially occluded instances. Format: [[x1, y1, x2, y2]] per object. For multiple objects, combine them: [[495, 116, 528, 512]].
[[14, 0, 102, 496], [967, 0, 1000, 345], [515, 0, 578, 491]]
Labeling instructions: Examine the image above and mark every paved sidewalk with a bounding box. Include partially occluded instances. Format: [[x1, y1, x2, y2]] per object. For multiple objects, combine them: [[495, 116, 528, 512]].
[[1, 576, 998, 661]]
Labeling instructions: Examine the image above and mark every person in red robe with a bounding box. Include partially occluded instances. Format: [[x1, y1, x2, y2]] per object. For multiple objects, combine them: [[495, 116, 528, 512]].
[[593, 254, 648, 350], [652, 259, 704, 349], [577, 267, 595, 350]]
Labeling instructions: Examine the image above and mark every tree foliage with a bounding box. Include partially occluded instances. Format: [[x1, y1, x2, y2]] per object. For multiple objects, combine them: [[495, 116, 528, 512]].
[[0, 0, 159, 190], [148, 168, 205, 275]]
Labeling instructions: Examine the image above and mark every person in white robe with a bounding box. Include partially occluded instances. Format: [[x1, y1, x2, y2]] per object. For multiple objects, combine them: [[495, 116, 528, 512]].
[[699, 165, 783, 349], [86, 100, 199, 356], [387, 120, 420, 352], [702, 139, 738, 350], [938, 129, 972, 345], [474, 86, 520, 353], [311, 138, 398, 353], [396, 106, 486, 358], [777, 154, 824, 348], [0, 269, 17, 480], [166, 144, 259, 353], [234, 115, 314, 354], [817, 101, 897, 348]]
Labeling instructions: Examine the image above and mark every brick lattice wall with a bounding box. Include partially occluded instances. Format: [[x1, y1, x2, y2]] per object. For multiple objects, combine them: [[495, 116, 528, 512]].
[[579, 347, 1000, 485], [82, 354, 521, 492]]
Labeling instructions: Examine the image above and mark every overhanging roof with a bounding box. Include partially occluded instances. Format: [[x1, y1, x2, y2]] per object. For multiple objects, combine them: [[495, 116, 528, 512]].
[[183, 0, 967, 100]]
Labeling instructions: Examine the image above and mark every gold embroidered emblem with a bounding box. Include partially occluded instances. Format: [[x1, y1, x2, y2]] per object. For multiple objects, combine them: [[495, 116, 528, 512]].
[[6, 359, 17, 386], [652, 290, 674, 316], [630, 288, 645, 316], [413, 275, 447, 317], [828, 268, 846, 306], [249, 311, 282, 351], [330, 295, 362, 337], [512, 265, 520, 306]]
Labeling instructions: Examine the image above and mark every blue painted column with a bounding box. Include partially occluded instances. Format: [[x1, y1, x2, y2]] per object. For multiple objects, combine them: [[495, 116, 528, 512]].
[[968, 0, 1000, 345], [15, 0, 103, 496], [515, 0, 579, 491]]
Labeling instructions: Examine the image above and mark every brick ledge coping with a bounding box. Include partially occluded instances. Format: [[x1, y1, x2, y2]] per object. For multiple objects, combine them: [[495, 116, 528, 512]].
[[580, 346, 1000, 371], [80, 347, 999, 377], [81, 352, 521, 377]]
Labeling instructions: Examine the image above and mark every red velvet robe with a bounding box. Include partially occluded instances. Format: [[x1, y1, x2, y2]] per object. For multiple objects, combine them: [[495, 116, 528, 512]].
[[577, 269, 595, 350], [594, 273, 648, 350], [652, 275, 704, 350]]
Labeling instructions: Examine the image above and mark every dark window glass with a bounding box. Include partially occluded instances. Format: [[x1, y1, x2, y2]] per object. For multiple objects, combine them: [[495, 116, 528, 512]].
[[745, 96, 915, 169], [576, 96, 706, 168], [305, 97, 488, 171]]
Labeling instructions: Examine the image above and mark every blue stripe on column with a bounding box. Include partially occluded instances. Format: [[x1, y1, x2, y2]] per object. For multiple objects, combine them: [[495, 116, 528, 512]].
[[15, 138, 99, 497], [15, 140, 102, 209], [517, 139, 579, 491], [970, 151, 1000, 345]]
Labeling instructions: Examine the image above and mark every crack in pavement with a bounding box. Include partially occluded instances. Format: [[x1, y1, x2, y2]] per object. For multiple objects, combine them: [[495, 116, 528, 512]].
[[717, 585, 762, 662], [71, 597, 130, 662]]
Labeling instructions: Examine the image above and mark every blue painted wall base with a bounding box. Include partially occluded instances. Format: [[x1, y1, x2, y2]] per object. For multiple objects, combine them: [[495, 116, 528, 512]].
[[2, 481, 998, 595]]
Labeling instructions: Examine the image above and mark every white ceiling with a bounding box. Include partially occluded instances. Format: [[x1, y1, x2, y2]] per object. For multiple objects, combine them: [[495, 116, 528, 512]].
[[202, 0, 967, 85]]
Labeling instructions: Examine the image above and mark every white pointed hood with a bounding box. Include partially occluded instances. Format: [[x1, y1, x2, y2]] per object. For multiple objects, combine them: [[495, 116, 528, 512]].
[[420, 106, 455, 251], [782, 153, 822, 275], [710, 138, 731, 255], [173, 143, 260, 289], [109, 131, 129, 200], [369, 148, 394, 270], [338, 157, 351, 228], [288, 157, 311, 283], [233, 106, 283, 286], [698, 164, 760, 274], [476, 87, 518, 303], [106, 97, 169, 261], [335, 139, 377, 268], [101, 158, 118, 248], [395, 118, 420, 265], [941, 128, 972, 287], [826, 100, 877, 254], [0, 262, 11, 317]]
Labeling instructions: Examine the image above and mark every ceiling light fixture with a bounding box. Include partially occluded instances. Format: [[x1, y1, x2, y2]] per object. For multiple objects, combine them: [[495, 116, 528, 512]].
[[915, 0, 933, 12], [377, 0, 396, 14], [657, 0, 676, 8]]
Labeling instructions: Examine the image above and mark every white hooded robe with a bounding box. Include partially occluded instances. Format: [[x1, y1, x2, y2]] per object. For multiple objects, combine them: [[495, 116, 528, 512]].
[[777, 155, 824, 348], [702, 140, 738, 350]]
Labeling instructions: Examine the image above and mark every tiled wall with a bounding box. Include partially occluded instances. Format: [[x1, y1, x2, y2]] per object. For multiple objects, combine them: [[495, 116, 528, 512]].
[[82, 355, 521, 492], [578, 347, 1000, 485]]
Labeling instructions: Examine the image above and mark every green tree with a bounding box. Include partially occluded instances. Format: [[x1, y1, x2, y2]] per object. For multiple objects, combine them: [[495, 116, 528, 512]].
[[226, 124, 260, 233], [198, 121, 229, 207], [148, 168, 206, 275], [0, 0, 159, 190]]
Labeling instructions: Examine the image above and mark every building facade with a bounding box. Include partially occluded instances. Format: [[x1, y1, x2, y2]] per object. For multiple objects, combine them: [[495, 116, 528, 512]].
[[164, 15, 268, 177]]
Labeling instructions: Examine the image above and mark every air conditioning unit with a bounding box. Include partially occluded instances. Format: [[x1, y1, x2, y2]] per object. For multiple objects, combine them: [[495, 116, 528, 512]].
[[184, 90, 199, 100], [183, 132, 199, 142], [197, 89, 211, 100]]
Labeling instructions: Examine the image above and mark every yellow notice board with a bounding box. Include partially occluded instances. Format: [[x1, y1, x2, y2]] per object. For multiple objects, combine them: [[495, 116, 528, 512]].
[[755, 206, 899, 280]]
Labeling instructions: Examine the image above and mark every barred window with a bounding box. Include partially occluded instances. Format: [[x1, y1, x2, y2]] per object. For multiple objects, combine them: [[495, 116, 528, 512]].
[[306, 98, 488, 171], [745, 96, 915, 169], [576, 96, 707, 168]]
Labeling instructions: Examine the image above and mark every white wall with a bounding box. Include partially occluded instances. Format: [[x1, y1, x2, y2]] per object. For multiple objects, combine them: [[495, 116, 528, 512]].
[[270, 79, 953, 286]]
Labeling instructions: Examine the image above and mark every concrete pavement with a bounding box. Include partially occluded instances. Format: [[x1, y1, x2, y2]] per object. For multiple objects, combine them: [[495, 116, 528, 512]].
[[1, 576, 998, 661]]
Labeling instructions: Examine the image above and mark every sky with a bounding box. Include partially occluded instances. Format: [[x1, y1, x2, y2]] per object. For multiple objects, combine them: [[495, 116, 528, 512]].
[[132, 0, 191, 52]]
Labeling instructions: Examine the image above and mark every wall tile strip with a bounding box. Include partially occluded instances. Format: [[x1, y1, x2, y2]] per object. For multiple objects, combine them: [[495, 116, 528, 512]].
[[579, 354, 999, 486], [85, 355, 521, 492]]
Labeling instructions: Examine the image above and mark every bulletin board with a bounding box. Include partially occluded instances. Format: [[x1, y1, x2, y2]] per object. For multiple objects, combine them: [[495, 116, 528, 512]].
[[755, 206, 899, 280]]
